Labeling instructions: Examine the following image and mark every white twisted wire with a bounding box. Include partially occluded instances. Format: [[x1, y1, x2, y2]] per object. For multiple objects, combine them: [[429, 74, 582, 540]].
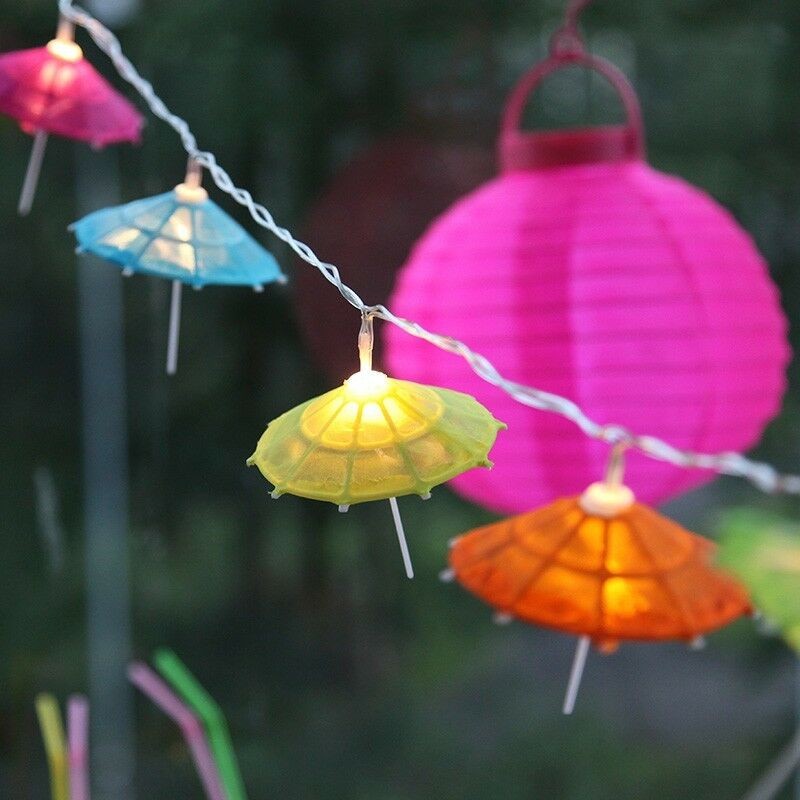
[[57, 0, 800, 496]]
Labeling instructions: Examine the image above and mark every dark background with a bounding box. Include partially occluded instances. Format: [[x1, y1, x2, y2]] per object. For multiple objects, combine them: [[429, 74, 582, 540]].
[[1, 0, 800, 798]]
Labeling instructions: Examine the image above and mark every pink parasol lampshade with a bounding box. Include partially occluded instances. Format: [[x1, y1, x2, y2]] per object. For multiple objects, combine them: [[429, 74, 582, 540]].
[[0, 17, 143, 214]]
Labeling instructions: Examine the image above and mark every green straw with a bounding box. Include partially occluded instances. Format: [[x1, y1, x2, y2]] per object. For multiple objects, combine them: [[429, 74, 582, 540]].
[[153, 649, 247, 800]]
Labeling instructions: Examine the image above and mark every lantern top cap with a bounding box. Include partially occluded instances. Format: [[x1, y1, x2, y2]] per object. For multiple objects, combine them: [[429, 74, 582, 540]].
[[499, 7, 645, 172], [579, 481, 635, 517], [500, 124, 642, 172]]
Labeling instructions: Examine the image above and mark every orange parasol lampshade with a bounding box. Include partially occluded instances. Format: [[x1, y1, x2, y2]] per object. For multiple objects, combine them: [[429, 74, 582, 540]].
[[446, 468, 751, 712]]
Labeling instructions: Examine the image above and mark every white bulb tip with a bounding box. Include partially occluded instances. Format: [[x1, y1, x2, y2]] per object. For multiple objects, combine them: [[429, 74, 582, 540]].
[[46, 38, 83, 62], [344, 370, 389, 399], [173, 183, 208, 204], [338, 504, 350, 513], [493, 612, 513, 625], [579, 481, 635, 518], [438, 568, 455, 583], [420, 492, 431, 500], [689, 636, 706, 651], [252, 284, 264, 293]]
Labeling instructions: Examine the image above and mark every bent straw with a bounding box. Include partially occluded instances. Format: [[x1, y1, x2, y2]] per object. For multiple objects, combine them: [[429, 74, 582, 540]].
[[35, 693, 69, 800], [154, 649, 248, 800], [67, 695, 90, 800], [128, 662, 225, 800]]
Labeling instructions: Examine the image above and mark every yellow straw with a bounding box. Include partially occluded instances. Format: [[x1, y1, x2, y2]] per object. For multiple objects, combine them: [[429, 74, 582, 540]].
[[35, 694, 69, 800]]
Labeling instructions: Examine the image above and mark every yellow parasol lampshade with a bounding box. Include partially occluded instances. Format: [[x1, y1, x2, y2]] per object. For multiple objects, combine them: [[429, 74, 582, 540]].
[[248, 315, 505, 578]]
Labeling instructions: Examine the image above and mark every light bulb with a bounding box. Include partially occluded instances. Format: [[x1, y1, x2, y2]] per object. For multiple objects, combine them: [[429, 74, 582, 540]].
[[579, 481, 635, 517], [344, 369, 390, 400], [174, 183, 208, 204], [46, 38, 83, 62]]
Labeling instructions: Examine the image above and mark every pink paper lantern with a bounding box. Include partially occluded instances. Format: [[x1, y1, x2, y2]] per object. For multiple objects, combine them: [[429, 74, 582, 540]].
[[385, 49, 790, 515]]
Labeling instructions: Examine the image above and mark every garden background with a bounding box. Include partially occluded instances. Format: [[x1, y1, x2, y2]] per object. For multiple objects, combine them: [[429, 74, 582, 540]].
[[1, 0, 800, 797]]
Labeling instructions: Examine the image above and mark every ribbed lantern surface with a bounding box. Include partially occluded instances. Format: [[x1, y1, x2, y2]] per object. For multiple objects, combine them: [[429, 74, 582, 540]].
[[385, 58, 790, 514]]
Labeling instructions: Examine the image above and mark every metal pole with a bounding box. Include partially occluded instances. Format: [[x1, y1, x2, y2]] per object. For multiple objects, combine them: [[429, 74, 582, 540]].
[[75, 145, 135, 800]]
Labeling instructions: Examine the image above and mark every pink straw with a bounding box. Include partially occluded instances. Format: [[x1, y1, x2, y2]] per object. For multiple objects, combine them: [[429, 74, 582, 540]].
[[128, 663, 225, 800], [67, 695, 90, 800]]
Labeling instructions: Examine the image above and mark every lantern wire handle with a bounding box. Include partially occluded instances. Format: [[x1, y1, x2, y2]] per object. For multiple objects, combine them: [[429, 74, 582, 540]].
[[166, 159, 203, 375], [549, 0, 594, 57]]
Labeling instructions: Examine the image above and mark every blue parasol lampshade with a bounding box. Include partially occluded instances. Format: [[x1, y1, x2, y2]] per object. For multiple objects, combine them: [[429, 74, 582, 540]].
[[70, 160, 286, 374]]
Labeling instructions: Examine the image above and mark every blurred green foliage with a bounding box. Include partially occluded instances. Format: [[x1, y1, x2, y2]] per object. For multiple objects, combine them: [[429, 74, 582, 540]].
[[1, 0, 800, 798], [719, 510, 800, 653]]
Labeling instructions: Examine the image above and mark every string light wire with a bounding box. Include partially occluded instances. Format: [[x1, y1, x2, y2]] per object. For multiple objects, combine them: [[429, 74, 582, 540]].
[[56, 0, 800, 497]]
